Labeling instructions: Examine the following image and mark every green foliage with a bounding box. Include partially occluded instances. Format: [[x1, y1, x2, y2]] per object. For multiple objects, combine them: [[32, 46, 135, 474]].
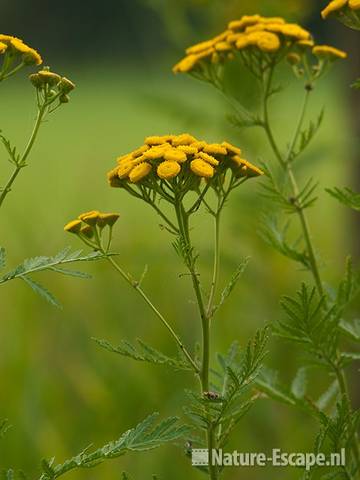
[[336, 257, 360, 312], [261, 166, 318, 213], [290, 109, 324, 162], [326, 187, 360, 211], [185, 327, 269, 448], [340, 319, 360, 343], [276, 284, 339, 369], [38, 413, 189, 480], [259, 216, 310, 268], [94, 338, 192, 371], [212, 258, 249, 316], [0, 419, 11, 439], [0, 247, 108, 307], [351, 78, 360, 90]]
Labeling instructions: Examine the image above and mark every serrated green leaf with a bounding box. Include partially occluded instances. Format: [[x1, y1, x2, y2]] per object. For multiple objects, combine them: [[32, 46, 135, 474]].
[[326, 186, 360, 211], [38, 413, 189, 480], [94, 338, 191, 371], [21, 276, 61, 309]]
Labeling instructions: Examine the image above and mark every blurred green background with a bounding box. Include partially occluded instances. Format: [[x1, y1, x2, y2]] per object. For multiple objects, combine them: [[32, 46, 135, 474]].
[[0, 0, 359, 478]]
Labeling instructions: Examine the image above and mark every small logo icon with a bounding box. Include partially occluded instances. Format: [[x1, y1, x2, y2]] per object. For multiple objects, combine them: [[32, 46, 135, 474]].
[[192, 449, 209, 466]]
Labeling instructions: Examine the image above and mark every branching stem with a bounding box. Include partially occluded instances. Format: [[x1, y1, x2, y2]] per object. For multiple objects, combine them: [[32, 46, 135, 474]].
[[103, 253, 199, 375]]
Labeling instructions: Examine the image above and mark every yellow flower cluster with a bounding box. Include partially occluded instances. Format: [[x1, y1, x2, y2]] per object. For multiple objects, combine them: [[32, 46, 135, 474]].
[[173, 14, 346, 74], [321, 0, 360, 18], [0, 34, 42, 66], [64, 211, 120, 236], [107, 134, 263, 189], [30, 68, 75, 102]]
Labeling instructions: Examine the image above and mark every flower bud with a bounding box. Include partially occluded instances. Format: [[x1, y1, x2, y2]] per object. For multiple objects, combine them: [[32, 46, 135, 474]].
[[59, 93, 70, 104], [59, 77, 75, 93]]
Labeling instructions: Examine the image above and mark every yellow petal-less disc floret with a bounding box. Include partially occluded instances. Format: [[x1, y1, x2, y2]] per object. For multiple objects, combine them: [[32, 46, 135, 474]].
[[197, 151, 219, 166], [98, 213, 120, 227], [64, 219, 82, 233], [253, 31, 281, 52], [129, 162, 152, 183], [79, 211, 100, 226], [172, 133, 198, 146], [222, 141, 241, 155], [118, 161, 135, 179], [203, 143, 227, 155], [321, 0, 348, 18], [164, 148, 187, 163], [190, 159, 215, 178], [157, 161, 181, 179], [313, 45, 348, 59]]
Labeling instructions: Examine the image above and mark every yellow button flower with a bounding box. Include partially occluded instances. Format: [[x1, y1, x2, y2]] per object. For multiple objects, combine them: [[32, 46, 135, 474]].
[[197, 151, 219, 166], [203, 143, 227, 155], [157, 161, 181, 179], [129, 162, 152, 183], [117, 161, 134, 179], [164, 148, 187, 163], [190, 159, 215, 178], [64, 219, 82, 233]]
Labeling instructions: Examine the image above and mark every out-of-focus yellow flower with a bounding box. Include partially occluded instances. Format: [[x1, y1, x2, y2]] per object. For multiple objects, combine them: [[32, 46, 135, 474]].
[[10, 38, 42, 65], [321, 0, 348, 18], [349, 0, 360, 9], [0, 42, 7, 54], [313, 45, 348, 59], [172, 14, 344, 77]]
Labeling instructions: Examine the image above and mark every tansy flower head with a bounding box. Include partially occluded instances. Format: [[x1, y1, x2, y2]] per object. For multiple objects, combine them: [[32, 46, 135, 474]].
[[173, 14, 345, 79], [107, 133, 263, 206]]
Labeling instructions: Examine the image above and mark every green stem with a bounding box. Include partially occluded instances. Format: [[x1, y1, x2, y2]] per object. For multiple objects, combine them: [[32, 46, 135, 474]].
[[173, 196, 218, 480], [206, 204, 221, 320], [0, 103, 46, 211], [262, 70, 360, 477], [104, 254, 199, 375], [262, 74, 324, 297]]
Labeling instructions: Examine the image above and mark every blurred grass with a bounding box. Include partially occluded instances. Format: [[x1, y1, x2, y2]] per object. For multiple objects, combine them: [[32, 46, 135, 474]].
[[0, 60, 356, 479]]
